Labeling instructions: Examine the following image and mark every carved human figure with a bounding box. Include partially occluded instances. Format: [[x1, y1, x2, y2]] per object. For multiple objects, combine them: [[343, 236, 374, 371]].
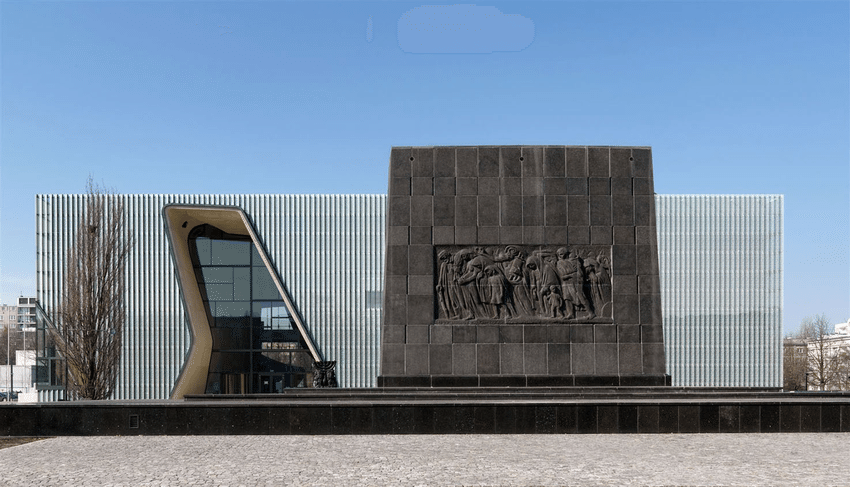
[[582, 252, 611, 315], [556, 248, 594, 319], [482, 264, 512, 319], [496, 246, 534, 317], [436, 250, 459, 319], [545, 285, 565, 318]]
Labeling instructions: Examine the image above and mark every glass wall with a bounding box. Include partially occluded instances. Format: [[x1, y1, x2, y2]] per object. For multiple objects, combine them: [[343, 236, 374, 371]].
[[189, 224, 313, 394]]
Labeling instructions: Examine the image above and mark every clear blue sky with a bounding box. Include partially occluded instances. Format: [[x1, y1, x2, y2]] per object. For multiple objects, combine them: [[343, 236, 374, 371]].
[[1, 1, 848, 334]]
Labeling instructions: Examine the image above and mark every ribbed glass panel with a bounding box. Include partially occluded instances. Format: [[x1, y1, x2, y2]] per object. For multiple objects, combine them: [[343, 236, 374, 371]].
[[656, 195, 783, 388], [35, 194, 386, 400]]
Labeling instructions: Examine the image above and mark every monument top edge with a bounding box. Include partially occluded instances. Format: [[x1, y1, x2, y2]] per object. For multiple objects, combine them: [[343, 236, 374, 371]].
[[391, 145, 652, 150]]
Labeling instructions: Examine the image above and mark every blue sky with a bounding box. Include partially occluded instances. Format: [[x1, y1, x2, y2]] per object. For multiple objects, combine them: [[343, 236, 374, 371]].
[[1, 1, 848, 334]]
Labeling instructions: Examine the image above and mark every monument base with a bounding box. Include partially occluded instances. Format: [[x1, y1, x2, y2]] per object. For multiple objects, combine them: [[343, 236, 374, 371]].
[[378, 375, 671, 388]]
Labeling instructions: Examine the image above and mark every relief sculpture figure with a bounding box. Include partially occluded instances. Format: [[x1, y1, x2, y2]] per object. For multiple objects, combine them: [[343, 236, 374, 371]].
[[435, 245, 611, 321]]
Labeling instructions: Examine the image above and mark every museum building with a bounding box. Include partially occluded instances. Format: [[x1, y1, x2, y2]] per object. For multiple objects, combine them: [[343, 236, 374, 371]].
[[33, 190, 782, 400]]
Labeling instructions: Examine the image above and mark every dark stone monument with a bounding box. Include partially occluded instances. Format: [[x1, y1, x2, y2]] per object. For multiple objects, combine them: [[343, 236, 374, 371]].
[[378, 146, 669, 387]]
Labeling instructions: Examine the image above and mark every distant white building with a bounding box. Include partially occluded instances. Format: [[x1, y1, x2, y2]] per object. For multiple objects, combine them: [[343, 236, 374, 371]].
[[0, 350, 37, 396]]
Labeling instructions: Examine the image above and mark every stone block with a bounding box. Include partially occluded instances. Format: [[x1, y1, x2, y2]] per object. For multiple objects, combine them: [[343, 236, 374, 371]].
[[544, 177, 567, 195], [618, 325, 640, 343], [612, 245, 636, 275], [407, 295, 434, 324], [611, 177, 631, 195], [589, 195, 612, 226], [383, 325, 405, 344], [544, 147, 566, 177], [479, 147, 500, 177], [545, 195, 567, 226], [500, 196, 522, 226], [381, 343, 404, 375], [523, 226, 544, 244], [639, 275, 659, 295], [452, 343, 477, 375], [405, 344, 429, 375], [411, 177, 433, 195], [613, 226, 634, 244], [640, 295, 662, 325], [547, 343, 571, 374], [524, 343, 547, 374], [571, 343, 594, 375], [567, 226, 589, 245], [480, 177, 501, 195], [456, 147, 477, 177], [594, 325, 617, 343], [613, 275, 637, 295], [434, 147, 455, 177], [431, 325, 452, 344], [638, 406, 660, 433], [478, 195, 500, 226], [565, 147, 587, 177], [390, 196, 410, 226], [500, 147, 522, 177], [409, 226, 431, 245], [405, 325, 431, 344], [633, 177, 652, 195], [612, 195, 634, 226], [634, 195, 653, 226], [434, 177, 455, 196], [500, 344, 524, 374], [477, 325, 499, 343], [410, 196, 433, 226], [433, 226, 454, 245], [595, 344, 618, 375], [641, 325, 664, 343], [524, 325, 548, 343], [522, 177, 544, 196], [387, 245, 408, 276], [455, 196, 477, 226], [610, 148, 632, 177], [413, 148, 434, 177], [521, 147, 543, 178], [457, 177, 477, 195], [408, 275, 432, 296], [433, 197, 455, 227], [588, 147, 610, 177], [390, 177, 411, 196], [453, 325, 477, 343], [631, 148, 652, 178], [384, 294, 407, 325], [478, 226, 499, 244], [389, 225, 409, 246], [635, 226, 655, 245], [391, 147, 413, 177], [544, 226, 568, 245], [588, 178, 611, 195], [477, 344, 500, 374], [522, 196, 544, 226], [614, 294, 639, 324], [429, 344, 452, 374], [500, 226, 522, 244], [567, 196, 589, 225], [455, 226, 477, 245], [408, 245, 432, 275], [642, 343, 666, 374], [618, 344, 642, 374], [566, 178, 588, 195]]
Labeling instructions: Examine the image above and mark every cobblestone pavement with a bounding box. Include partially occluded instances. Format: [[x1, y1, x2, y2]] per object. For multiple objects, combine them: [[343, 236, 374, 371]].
[[0, 434, 848, 486]]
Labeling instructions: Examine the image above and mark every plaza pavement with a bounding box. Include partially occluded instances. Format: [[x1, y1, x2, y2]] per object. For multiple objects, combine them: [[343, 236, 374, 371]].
[[0, 433, 847, 486]]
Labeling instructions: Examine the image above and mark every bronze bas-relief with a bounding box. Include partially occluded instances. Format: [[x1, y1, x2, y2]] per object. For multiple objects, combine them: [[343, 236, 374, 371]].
[[435, 245, 612, 321]]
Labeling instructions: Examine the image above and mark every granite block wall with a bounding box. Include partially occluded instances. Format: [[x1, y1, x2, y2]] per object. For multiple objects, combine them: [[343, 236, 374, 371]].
[[379, 146, 668, 387]]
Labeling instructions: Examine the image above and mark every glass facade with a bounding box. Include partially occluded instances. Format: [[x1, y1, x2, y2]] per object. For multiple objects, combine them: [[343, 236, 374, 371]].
[[656, 195, 783, 388], [188, 224, 312, 393], [34, 193, 782, 399]]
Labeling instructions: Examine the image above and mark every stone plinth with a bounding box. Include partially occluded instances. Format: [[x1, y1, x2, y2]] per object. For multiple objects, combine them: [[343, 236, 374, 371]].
[[379, 146, 668, 387]]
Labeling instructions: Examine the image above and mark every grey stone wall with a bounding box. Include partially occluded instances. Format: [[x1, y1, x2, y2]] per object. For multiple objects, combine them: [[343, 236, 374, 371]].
[[379, 146, 667, 387]]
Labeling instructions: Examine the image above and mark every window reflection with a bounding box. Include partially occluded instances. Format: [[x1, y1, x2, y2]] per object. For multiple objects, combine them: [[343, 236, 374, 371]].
[[189, 224, 313, 394]]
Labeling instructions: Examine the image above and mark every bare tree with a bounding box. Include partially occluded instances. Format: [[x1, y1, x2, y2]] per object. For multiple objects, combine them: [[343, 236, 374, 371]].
[[783, 336, 808, 391], [52, 178, 132, 400], [795, 314, 850, 391]]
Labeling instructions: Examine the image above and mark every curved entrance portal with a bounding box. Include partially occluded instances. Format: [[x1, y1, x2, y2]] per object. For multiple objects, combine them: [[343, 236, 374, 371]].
[[163, 205, 321, 399]]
